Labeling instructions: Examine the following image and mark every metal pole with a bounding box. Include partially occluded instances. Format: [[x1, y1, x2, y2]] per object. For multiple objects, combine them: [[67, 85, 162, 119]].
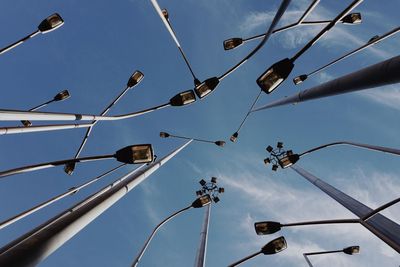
[[194, 203, 211, 267], [0, 30, 40, 55], [132, 205, 192, 267], [0, 140, 192, 267], [290, 165, 400, 253], [227, 251, 262, 267], [303, 253, 314, 267], [252, 55, 400, 112], [0, 123, 93, 136]]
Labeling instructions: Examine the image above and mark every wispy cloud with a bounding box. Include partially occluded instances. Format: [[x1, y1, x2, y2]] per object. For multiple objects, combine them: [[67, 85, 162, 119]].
[[358, 85, 400, 111]]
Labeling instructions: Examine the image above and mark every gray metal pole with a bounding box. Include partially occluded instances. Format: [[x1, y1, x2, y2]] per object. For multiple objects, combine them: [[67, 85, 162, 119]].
[[0, 123, 93, 135], [194, 203, 211, 267], [303, 254, 314, 267], [290, 165, 400, 253], [0, 140, 192, 267], [252, 55, 400, 112]]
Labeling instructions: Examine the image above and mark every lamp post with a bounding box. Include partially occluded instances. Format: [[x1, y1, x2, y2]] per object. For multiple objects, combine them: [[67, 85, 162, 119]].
[[303, 246, 360, 267], [0, 144, 154, 178], [263, 141, 400, 171], [293, 26, 400, 85], [194, 177, 224, 267], [0, 140, 192, 267], [256, 0, 363, 94], [192, 0, 292, 100], [0, 89, 196, 121], [0, 163, 147, 231], [149, 0, 200, 86], [131, 194, 212, 267], [252, 54, 400, 113], [64, 70, 144, 175], [160, 131, 225, 147], [0, 13, 64, 56], [227, 236, 287, 267], [20, 90, 70, 127], [223, 0, 361, 50]]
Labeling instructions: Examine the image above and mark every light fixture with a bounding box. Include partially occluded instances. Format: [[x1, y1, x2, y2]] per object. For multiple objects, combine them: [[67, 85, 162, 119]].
[[192, 194, 212, 208], [194, 77, 220, 99], [341, 13, 362, 25], [127, 71, 144, 88], [169, 90, 196, 106], [223, 38, 244, 50], [115, 144, 154, 164], [262, 236, 287, 255], [257, 58, 294, 94], [38, 13, 64, 33], [255, 221, 282, 235]]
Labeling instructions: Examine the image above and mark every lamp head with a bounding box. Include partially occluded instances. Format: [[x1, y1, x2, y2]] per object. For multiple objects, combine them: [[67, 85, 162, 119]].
[[214, 141, 226, 147], [194, 77, 220, 99], [38, 13, 64, 33], [159, 132, 170, 138], [127, 70, 144, 88], [341, 13, 362, 24], [223, 38, 243, 50], [343, 246, 360, 255], [293, 74, 308, 85], [170, 90, 196, 106], [278, 151, 299, 169], [230, 132, 239, 143], [261, 236, 287, 255], [115, 144, 154, 164], [192, 194, 212, 208], [254, 221, 282, 235], [161, 8, 169, 20], [257, 58, 294, 94], [64, 162, 76, 175], [53, 90, 70, 101]]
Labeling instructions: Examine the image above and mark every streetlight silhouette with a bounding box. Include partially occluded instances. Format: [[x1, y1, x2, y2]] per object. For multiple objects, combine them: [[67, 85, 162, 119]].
[[0, 89, 196, 121], [0, 163, 147, 231], [0, 144, 154, 179], [293, 26, 400, 85], [149, 0, 200, 86], [193, 0, 292, 100], [131, 194, 212, 267], [256, 0, 363, 94], [252, 54, 400, 113], [194, 177, 224, 267], [0, 13, 64, 56], [224, 1, 361, 50], [263, 141, 400, 171], [160, 131, 225, 147], [303, 246, 360, 267], [0, 141, 191, 267], [21, 90, 70, 127], [64, 70, 144, 175], [227, 236, 287, 267]]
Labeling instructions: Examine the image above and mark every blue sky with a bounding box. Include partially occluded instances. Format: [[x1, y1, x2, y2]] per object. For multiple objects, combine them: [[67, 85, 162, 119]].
[[0, 0, 400, 266]]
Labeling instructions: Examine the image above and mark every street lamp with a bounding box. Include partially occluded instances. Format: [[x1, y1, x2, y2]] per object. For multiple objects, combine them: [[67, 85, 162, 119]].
[[0, 144, 154, 178], [227, 236, 287, 267], [193, 0, 292, 100], [160, 131, 225, 147], [131, 194, 212, 267], [0, 89, 196, 122], [223, 0, 361, 50], [263, 141, 400, 171], [0, 163, 147, 231], [0, 13, 64, 56], [293, 26, 400, 85], [21, 90, 70, 127], [149, 0, 200, 86], [256, 0, 363, 94], [303, 246, 360, 267], [194, 177, 224, 267], [64, 70, 144, 175]]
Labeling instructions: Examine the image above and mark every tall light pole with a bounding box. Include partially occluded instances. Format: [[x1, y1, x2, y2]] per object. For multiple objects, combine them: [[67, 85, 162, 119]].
[[223, 0, 361, 50], [303, 246, 360, 267], [0, 13, 64, 56], [131, 194, 212, 267], [0, 89, 196, 121], [256, 0, 363, 94], [0, 144, 154, 179], [252, 54, 400, 113], [0, 140, 192, 267], [194, 177, 224, 267], [64, 70, 144, 175], [293, 26, 400, 85]]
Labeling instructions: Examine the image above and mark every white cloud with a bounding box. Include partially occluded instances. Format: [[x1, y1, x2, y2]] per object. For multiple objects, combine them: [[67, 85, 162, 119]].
[[358, 85, 400, 111]]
